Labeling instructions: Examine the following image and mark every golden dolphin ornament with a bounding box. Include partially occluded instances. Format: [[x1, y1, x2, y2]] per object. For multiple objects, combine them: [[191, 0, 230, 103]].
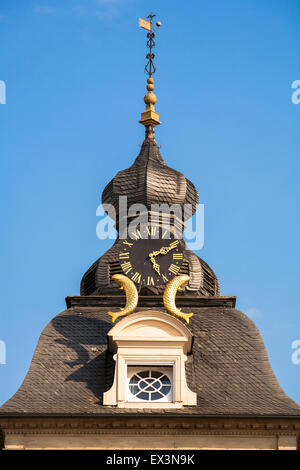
[[163, 275, 194, 324], [108, 274, 138, 323]]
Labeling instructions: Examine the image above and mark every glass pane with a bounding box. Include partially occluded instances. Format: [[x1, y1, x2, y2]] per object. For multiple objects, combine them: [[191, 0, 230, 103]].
[[152, 381, 161, 390], [136, 391, 149, 400], [139, 380, 148, 389], [129, 385, 139, 395], [160, 385, 171, 395], [151, 392, 163, 401], [161, 375, 171, 385], [138, 370, 149, 378], [129, 376, 139, 385], [151, 371, 162, 379]]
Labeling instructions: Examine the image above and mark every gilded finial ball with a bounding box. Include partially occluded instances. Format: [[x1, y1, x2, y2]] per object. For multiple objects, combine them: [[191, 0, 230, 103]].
[[146, 77, 155, 92], [156, 21, 161, 27], [144, 92, 157, 106]]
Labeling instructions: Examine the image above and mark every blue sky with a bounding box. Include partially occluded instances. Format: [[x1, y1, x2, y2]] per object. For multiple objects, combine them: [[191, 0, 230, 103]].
[[0, 0, 300, 406]]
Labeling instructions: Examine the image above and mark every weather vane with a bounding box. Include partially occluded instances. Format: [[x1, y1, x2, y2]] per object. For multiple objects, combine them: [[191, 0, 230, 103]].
[[138, 13, 162, 139], [139, 13, 161, 77]]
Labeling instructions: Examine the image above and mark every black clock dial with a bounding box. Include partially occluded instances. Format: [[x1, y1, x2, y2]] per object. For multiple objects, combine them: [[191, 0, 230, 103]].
[[118, 228, 183, 286]]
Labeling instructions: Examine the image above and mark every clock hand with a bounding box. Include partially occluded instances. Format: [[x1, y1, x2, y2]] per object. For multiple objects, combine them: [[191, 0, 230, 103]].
[[166, 240, 180, 251], [149, 254, 160, 275], [148, 249, 163, 277], [148, 249, 162, 258], [148, 241, 180, 276], [148, 241, 180, 259]]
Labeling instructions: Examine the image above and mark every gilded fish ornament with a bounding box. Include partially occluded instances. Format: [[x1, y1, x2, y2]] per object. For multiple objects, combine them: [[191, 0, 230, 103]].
[[108, 274, 139, 323], [163, 275, 194, 324]]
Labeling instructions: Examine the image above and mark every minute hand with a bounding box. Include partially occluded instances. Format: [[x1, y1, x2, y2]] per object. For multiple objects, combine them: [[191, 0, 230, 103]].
[[148, 242, 179, 259], [158, 241, 179, 256]]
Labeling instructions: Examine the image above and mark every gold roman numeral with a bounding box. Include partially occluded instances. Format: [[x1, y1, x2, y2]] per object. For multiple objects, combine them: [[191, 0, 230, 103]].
[[173, 253, 183, 260], [131, 230, 142, 240], [131, 272, 141, 283], [147, 276, 154, 286], [121, 261, 132, 275], [151, 226, 157, 237], [119, 251, 130, 259], [123, 240, 133, 247], [162, 274, 168, 283], [170, 240, 179, 249], [168, 263, 180, 275], [146, 226, 157, 237]]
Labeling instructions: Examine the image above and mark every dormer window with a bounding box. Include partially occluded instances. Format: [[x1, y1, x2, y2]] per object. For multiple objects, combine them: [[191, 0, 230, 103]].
[[103, 311, 197, 408]]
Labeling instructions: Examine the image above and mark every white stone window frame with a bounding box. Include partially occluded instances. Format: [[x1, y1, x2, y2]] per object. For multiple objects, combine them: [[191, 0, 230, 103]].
[[103, 310, 197, 409]]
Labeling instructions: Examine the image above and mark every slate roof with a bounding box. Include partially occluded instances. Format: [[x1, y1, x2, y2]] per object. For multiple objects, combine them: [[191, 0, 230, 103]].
[[1, 296, 299, 417]]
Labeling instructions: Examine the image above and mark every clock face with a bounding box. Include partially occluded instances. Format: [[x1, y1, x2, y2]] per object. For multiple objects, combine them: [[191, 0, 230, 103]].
[[118, 228, 183, 286]]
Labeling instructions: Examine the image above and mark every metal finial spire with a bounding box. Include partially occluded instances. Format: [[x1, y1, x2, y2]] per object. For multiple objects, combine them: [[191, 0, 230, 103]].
[[138, 14, 162, 139], [144, 12, 160, 77]]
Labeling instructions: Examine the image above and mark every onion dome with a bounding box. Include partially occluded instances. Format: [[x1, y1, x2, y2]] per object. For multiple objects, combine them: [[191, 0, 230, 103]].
[[102, 137, 199, 231]]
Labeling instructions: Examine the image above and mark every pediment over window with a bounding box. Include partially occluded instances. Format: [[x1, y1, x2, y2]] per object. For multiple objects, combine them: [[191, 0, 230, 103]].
[[107, 310, 193, 355]]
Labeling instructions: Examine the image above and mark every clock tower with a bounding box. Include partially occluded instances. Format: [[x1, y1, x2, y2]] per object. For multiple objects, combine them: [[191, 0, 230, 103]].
[[0, 14, 300, 451]]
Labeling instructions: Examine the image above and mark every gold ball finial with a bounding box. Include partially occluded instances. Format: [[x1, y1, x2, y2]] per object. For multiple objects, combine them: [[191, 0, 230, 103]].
[[146, 77, 155, 92], [144, 77, 157, 105], [144, 92, 157, 106], [139, 74, 161, 134]]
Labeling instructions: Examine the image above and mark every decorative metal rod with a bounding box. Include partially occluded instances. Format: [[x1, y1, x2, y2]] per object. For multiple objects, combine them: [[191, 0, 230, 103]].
[[139, 13, 161, 78]]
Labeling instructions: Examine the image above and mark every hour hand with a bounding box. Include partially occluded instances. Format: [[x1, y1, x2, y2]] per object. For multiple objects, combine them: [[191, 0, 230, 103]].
[[148, 252, 161, 275], [150, 257, 160, 275]]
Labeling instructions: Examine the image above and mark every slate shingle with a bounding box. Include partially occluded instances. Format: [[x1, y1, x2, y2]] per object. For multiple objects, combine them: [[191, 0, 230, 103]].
[[1, 297, 299, 417]]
